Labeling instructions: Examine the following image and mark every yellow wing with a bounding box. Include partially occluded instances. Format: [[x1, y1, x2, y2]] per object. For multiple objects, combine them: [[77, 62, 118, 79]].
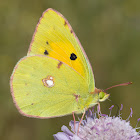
[[27, 8, 95, 92], [10, 55, 91, 118]]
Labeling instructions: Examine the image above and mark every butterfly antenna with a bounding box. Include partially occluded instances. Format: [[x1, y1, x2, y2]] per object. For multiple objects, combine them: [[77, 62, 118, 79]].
[[104, 82, 132, 91]]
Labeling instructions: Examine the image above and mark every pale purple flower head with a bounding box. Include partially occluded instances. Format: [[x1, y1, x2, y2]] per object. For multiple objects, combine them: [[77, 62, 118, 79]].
[[54, 105, 140, 140]]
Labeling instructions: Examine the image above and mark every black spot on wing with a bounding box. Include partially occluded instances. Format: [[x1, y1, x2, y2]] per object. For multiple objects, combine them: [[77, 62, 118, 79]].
[[70, 53, 77, 60], [44, 50, 49, 55]]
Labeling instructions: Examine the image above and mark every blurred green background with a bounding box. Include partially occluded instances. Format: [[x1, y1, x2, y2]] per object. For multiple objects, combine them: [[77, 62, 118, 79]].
[[1, 0, 140, 139]]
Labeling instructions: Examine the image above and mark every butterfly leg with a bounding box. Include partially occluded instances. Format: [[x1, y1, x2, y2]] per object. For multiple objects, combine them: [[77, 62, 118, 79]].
[[97, 103, 102, 118], [77, 110, 85, 135], [72, 112, 76, 133]]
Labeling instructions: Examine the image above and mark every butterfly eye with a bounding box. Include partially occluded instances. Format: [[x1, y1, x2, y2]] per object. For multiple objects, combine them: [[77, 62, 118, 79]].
[[70, 53, 77, 60], [42, 76, 54, 88]]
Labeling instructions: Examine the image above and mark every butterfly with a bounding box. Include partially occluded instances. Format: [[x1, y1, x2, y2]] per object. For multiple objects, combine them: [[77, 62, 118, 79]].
[[10, 8, 110, 119]]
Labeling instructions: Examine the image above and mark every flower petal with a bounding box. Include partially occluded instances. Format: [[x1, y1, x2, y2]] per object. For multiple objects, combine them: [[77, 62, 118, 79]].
[[61, 125, 73, 136], [69, 121, 79, 133], [53, 132, 71, 140], [72, 135, 81, 140]]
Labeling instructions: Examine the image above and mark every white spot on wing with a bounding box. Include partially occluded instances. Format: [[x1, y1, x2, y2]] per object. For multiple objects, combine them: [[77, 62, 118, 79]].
[[50, 77, 53, 80], [46, 79, 54, 87], [42, 76, 55, 88]]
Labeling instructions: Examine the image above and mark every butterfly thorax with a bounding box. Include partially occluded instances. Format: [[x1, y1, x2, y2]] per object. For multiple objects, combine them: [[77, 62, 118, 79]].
[[76, 88, 110, 113]]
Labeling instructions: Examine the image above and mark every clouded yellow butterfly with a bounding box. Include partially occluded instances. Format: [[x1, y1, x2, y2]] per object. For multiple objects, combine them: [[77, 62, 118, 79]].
[[10, 8, 109, 118]]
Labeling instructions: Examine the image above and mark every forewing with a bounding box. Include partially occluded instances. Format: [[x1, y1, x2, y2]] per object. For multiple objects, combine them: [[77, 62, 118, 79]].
[[28, 8, 95, 92]]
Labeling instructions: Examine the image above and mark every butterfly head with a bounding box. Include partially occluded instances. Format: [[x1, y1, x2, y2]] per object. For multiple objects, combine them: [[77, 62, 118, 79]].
[[98, 91, 110, 102], [91, 88, 110, 102], [88, 88, 109, 109]]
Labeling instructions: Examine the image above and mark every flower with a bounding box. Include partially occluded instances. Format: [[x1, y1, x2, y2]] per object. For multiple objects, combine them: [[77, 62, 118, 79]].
[[54, 105, 140, 140]]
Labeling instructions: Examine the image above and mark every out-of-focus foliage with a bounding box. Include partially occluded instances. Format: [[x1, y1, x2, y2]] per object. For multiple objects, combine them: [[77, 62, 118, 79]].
[[0, 0, 140, 139]]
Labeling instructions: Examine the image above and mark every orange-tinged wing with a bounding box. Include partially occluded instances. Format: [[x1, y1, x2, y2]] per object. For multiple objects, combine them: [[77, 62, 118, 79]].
[[27, 8, 95, 92]]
